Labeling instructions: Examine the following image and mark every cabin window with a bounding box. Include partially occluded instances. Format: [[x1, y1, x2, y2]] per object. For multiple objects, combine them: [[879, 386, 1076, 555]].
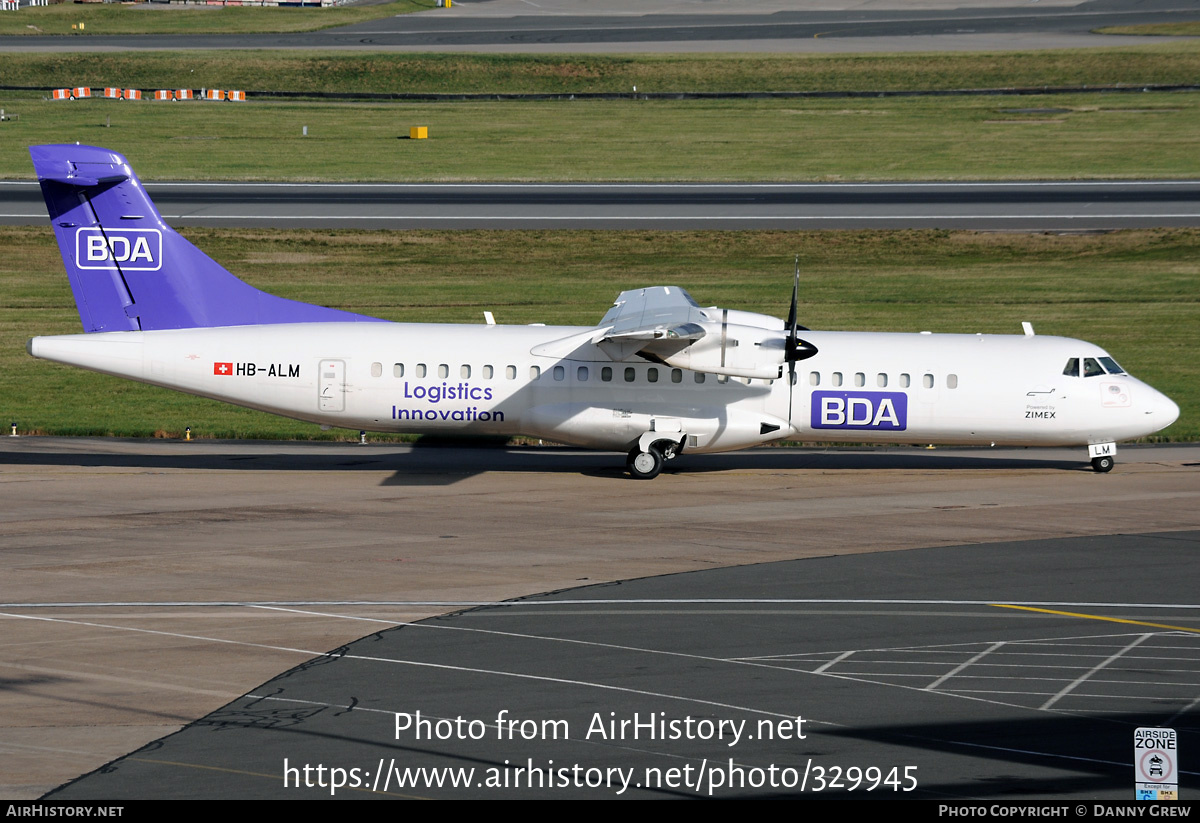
[[370, 362, 382, 378], [624, 367, 636, 383], [854, 372, 865, 387], [578, 366, 589, 382], [947, 374, 958, 389], [671, 369, 682, 383], [899, 373, 910, 388], [877, 373, 888, 388], [393, 363, 404, 378], [438, 364, 449, 379], [553, 365, 565, 381], [530, 366, 541, 380], [694, 372, 705, 384], [1100, 356, 1125, 374], [647, 368, 659, 383], [483, 365, 494, 379], [506, 365, 516, 380], [1084, 357, 1104, 378], [601, 366, 613, 382], [1063, 358, 1079, 377], [809, 371, 820, 386], [832, 372, 843, 387], [416, 363, 427, 378], [461, 365, 471, 379], [923, 373, 934, 389]]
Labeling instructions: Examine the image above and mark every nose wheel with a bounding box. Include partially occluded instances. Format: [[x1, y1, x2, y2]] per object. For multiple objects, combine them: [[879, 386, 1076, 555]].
[[1090, 455, 1114, 473]]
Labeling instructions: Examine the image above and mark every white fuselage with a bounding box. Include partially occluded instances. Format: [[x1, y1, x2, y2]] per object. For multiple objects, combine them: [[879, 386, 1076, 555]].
[[28, 321, 1179, 453]]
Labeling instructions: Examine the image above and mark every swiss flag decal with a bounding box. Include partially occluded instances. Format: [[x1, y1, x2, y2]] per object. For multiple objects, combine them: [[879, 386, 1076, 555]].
[[213, 362, 233, 376]]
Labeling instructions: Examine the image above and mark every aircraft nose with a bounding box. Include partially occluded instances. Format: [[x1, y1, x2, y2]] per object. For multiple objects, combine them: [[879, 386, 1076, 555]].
[[1148, 389, 1180, 430]]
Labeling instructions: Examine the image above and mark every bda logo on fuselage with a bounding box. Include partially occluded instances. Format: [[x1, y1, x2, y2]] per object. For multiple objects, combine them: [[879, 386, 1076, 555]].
[[811, 390, 908, 431], [75, 228, 162, 272]]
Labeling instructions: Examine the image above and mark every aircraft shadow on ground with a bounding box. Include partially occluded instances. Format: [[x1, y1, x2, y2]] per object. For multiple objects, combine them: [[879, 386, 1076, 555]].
[[0, 443, 1084, 486]]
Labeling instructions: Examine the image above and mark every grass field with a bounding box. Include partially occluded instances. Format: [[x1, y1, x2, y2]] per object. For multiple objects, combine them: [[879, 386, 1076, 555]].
[[1, 92, 1198, 182], [3, 226, 1196, 441], [5, 48, 1200, 183], [0, 0, 429, 36], [1097, 23, 1200, 37], [5, 47, 1200, 95]]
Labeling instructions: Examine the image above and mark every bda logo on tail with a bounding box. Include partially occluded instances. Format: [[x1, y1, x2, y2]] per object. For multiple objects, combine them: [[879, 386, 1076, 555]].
[[75, 228, 162, 272]]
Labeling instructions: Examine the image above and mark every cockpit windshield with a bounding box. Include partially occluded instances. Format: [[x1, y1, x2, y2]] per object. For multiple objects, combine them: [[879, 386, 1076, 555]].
[[1063, 356, 1128, 378]]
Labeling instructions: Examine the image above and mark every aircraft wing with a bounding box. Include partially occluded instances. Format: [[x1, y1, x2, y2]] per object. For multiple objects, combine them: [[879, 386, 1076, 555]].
[[598, 286, 707, 340], [594, 286, 790, 379]]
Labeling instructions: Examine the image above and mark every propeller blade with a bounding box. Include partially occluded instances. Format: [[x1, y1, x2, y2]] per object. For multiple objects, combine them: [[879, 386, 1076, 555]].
[[786, 256, 799, 425], [786, 256, 798, 337], [786, 255, 800, 368]]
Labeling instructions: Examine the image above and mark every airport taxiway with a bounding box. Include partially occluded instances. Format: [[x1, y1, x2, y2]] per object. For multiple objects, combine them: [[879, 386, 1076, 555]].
[[1, 438, 1197, 798]]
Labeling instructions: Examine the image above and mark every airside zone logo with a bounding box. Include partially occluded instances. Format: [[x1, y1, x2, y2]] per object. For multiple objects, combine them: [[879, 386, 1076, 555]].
[[811, 390, 908, 431], [75, 228, 162, 272]]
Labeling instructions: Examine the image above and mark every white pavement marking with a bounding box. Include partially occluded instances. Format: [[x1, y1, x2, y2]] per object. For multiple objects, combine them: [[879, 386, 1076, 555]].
[[6, 597, 1200, 608], [812, 650, 856, 673], [0, 609, 835, 727], [925, 641, 1006, 691], [1039, 633, 1153, 710]]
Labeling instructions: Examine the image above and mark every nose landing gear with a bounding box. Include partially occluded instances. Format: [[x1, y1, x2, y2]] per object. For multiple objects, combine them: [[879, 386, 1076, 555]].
[[1091, 455, 1114, 473], [1088, 442, 1116, 473]]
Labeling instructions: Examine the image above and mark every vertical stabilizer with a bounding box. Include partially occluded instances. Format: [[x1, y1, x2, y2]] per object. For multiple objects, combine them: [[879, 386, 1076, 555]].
[[30, 144, 386, 332]]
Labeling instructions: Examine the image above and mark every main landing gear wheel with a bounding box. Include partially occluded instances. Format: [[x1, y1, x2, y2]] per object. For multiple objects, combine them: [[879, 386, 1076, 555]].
[[1091, 455, 1115, 473], [627, 440, 679, 480], [627, 446, 663, 480]]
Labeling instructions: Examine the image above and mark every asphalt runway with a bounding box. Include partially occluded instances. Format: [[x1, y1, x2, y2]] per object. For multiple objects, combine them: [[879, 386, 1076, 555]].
[[0, 0, 1194, 53], [2, 438, 1197, 799], [7, 180, 1200, 230]]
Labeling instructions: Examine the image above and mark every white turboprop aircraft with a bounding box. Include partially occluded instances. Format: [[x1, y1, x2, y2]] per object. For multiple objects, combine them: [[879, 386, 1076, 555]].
[[27, 145, 1180, 478]]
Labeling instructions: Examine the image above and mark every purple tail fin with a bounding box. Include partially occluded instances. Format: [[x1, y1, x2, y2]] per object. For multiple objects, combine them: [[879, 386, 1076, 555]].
[[30, 144, 386, 332]]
